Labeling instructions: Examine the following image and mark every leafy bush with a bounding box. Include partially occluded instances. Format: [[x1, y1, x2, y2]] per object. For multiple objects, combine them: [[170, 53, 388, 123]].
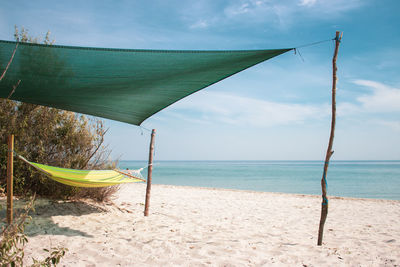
[[0, 27, 117, 200], [73, 185, 120, 202], [0, 196, 67, 266]]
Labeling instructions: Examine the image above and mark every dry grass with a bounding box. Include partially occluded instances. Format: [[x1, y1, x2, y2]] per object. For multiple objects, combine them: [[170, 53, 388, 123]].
[[73, 185, 120, 202]]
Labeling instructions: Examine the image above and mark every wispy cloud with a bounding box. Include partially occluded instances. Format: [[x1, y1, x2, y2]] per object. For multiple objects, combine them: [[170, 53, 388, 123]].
[[376, 120, 400, 132], [161, 79, 400, 131], [338, 79, 400, 115], [299, 0, 317, 7], [297, 0, 365, 12], [189, 20, 209, 29], [337, 102, 361, 116], [183, 0, 366, 31], [336, 80, 400, 134], [165, 91, 329, 127], [354, 79, 400, 113]]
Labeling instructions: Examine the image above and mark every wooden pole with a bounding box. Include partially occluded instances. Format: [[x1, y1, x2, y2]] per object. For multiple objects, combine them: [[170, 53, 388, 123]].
[[317, 31, 342, 246], [7, 134, 14, 225], [144, 129, 156, 216]]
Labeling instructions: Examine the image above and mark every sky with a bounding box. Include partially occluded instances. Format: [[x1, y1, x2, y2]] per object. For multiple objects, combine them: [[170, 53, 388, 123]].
[[1, 0, 399, 160]]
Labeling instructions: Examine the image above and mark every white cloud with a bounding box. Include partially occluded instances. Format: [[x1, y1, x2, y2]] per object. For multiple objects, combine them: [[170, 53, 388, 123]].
[[377, 120, 400, 132], [299, 0, 317, 7], [336, 79, 400, 125], [337, 102, 360, 116], [185, 0, 366, 30], [223, 0, 293, 27], [160, 79, 400, 132], [166, 91, 329, 127], [297, 0, 364, 12], [354, 79, 400, 113], [190, 20, 209, 29], [224, 2, 252, 17]]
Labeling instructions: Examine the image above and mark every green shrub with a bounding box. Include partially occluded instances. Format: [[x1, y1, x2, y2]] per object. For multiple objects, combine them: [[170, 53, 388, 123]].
[[0, 27, 117, 200], [74, 185, 120, 203], [0, 196, 67, 266]]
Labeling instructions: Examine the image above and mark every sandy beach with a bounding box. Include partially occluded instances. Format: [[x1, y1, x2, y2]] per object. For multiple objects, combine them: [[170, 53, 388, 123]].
[[2, 183, 400, 266]]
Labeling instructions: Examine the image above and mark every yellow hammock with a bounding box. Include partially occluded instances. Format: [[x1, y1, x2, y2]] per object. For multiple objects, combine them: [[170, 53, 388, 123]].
[[17, 154, 145, 188]]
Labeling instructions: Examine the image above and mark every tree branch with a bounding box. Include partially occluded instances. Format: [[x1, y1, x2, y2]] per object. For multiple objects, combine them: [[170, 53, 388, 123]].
[[7, 80, 21, 99], [82, 127, 109, 168], [0, 43, 19, 82]]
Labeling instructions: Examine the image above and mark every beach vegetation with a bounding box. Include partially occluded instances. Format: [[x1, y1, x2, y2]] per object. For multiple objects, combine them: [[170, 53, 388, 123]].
[[0, 27, 117, 201], [0, 195, 67, 266]]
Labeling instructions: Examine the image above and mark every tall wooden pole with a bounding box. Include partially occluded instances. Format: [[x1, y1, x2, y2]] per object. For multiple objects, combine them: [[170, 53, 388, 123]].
[[144, 129, 156, 216], [7, 135, 14, 225], [317, 31, 342, 246]]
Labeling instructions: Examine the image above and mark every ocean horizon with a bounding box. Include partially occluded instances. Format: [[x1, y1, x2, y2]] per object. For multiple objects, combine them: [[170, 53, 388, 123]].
[[118, 160, 400, 200]]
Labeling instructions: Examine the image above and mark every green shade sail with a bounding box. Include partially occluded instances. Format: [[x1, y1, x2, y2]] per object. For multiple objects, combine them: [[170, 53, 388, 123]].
[[0, 40, 292, 125]]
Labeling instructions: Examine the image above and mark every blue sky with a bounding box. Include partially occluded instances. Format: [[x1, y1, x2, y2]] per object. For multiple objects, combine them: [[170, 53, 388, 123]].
[[1, 0, 399, 160]]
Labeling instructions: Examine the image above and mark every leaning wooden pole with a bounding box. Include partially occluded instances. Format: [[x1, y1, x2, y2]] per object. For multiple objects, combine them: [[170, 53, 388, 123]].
[[144, 129, 156, 216], [317, 31, 342, 246], [7, 135, 14, 225]]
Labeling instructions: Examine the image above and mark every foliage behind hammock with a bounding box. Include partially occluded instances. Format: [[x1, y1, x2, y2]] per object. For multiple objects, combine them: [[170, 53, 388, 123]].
[[0, 28, 116, 200], [0, 99, 116, 199]]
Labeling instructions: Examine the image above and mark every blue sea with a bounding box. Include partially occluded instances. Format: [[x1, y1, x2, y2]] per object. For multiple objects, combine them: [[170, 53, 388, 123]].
[[118, 161, 400, 200]]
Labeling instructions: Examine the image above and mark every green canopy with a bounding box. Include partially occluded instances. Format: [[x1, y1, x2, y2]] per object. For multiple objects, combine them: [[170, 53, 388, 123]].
[[0, 40, 292, 125]]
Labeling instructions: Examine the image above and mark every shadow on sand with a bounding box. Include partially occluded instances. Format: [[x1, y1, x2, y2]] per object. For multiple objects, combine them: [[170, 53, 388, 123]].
[[0, 198, 107, 238]]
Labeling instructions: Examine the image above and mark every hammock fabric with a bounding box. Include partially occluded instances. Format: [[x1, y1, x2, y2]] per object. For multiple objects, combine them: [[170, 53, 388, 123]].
[[18, 155, 144, 187], [0, 40, 292, 125]]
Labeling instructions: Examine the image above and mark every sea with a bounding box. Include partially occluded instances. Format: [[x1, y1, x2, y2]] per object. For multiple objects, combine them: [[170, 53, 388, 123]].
[[118, 160, 400, 200]]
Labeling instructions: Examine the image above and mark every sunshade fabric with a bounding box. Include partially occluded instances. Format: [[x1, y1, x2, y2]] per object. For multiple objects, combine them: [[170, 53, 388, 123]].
[[25, 160, 143, 187], [0, 40, 291, 125]]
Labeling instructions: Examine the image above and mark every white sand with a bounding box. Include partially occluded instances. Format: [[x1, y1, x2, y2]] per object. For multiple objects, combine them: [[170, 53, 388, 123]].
[[2, 183, 400, 266]]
